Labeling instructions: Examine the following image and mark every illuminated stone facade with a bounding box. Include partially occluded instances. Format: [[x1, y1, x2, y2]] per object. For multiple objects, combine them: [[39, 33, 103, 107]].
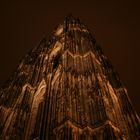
[[0, 16, 140, 140]]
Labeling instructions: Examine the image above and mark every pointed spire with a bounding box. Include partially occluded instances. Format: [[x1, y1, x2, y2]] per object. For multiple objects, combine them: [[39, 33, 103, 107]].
[[0, 16, 139, 140], [63, 15, 86, 32]]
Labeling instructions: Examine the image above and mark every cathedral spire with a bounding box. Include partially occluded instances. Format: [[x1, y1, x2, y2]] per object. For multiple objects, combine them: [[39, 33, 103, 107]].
[[0, 16, 140, 140]]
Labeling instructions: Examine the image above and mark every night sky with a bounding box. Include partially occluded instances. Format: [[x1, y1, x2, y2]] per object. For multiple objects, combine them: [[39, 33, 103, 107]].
[[0, 1, 140, 115]]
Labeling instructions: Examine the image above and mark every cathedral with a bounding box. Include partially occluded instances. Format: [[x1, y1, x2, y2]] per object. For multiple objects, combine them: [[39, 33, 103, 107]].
[[0, 16, 140, 140]]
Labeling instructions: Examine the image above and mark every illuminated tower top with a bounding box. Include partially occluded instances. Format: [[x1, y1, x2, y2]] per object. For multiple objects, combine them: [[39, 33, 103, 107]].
[[0, 16, 140, 140]]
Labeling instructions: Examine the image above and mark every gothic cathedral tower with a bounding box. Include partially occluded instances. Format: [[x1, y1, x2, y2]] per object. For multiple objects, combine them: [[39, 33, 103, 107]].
[[0, 16, 140, 140]]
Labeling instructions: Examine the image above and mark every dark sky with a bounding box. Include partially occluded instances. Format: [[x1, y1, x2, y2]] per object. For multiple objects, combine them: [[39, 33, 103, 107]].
[[0, 1, 140, 115]]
